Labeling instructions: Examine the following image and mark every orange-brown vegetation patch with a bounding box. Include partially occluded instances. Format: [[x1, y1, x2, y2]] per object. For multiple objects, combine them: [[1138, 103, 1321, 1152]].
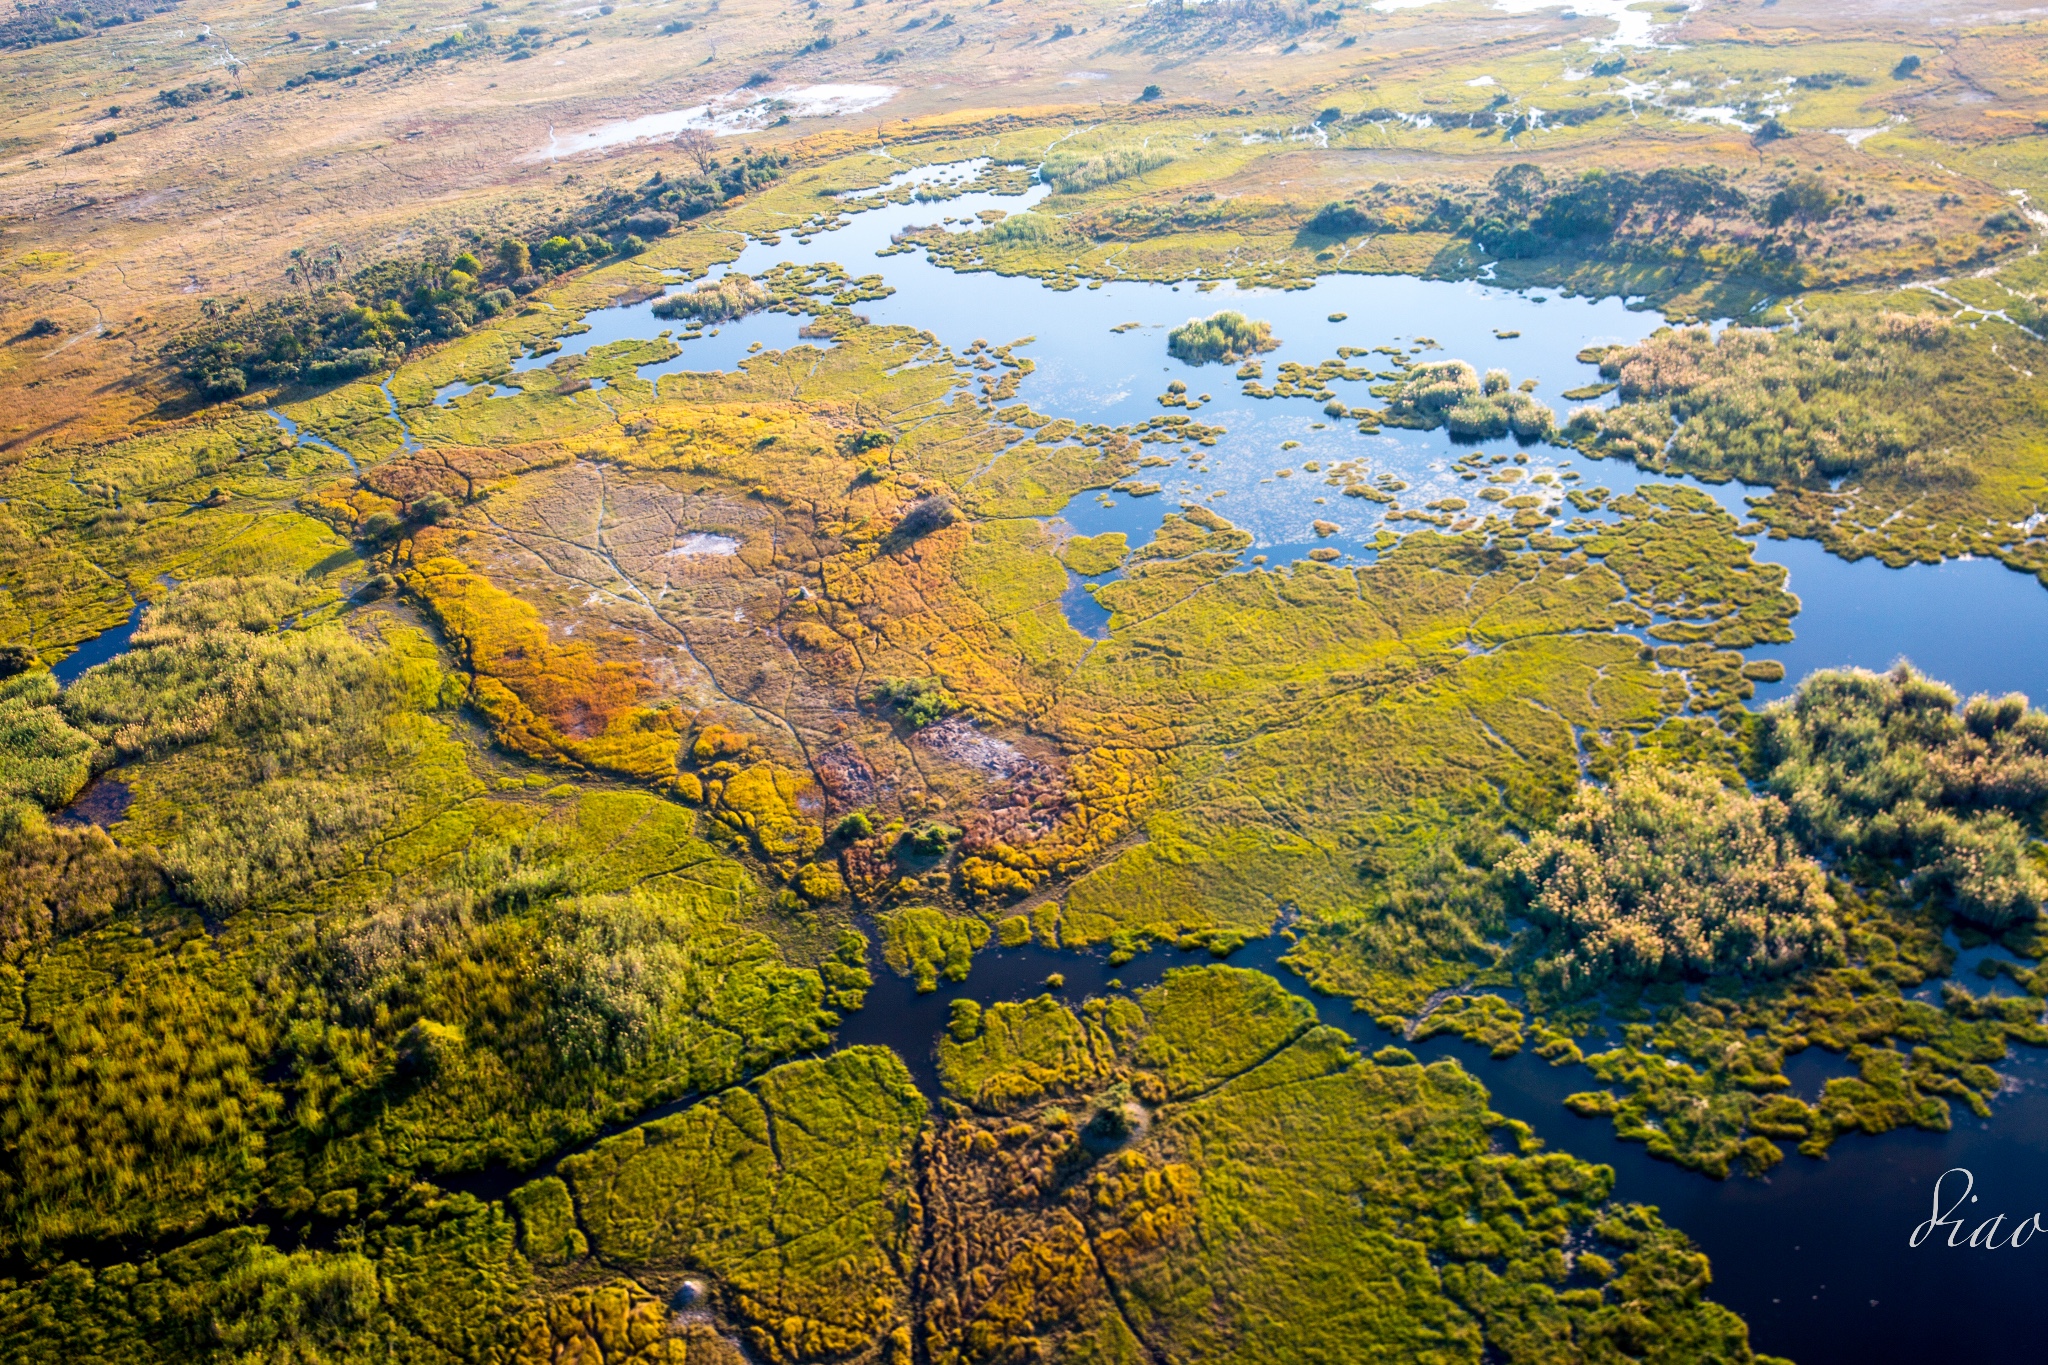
[[402, 552, 684, 786]]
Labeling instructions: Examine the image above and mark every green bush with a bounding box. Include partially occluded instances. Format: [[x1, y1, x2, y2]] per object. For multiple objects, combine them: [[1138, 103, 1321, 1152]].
[[650, 272, 771, 323], [1166, 311, 1278, 365], [1760, 665, 2048, 928], [1508, 764, 1841, 990], [982, 211, 1067, 246], [0, 671, 95, 816], [167, 152, 789, 401], [1043, 145, 1175, 196], [1382, 360, 1480, 427], [866, 676, 960, 728], [1594, 312, 1974, 487]]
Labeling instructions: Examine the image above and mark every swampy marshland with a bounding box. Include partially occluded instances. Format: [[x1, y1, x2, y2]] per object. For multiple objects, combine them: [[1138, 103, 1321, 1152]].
[[5, 0, 2048, 1360]]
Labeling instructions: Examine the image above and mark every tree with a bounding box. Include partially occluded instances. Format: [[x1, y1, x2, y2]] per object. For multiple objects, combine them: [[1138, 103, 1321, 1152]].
[[1766, 174, 1838, 228], [676, 125, 716, 175], [496, 237, 531, 277]]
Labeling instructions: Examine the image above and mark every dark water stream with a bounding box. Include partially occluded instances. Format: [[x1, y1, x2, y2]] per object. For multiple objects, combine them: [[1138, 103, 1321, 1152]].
[[50, 600, 141, 686], [842, 931, 2048, 1365]]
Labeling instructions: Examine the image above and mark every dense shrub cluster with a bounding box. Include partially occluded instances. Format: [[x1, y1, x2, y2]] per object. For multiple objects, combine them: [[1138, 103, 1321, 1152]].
[[1508, 765, 1842, 991], [1760, 665, 2048, 929], [61, 577, 412, 910], [1043, 145, 1176, 195], [980, 211, 1070, 247], [1306, 190, 1463, 239], [1306, 164, 1751, 255], [174, 249, 527, 401], [865, 676, 960, 728], [1589, 312, 1981, 487], [891, 493, 958, 540], [586, 149, 788, 229], [1381, 360, 1555, 438], [1166, 310, 1277, 364], [173, 151, 789, 401], [650, 271, 771, 323], [1303, 161, 1939, 284], [1469, 163, 1750, 259], [0, 0, 173, 49]]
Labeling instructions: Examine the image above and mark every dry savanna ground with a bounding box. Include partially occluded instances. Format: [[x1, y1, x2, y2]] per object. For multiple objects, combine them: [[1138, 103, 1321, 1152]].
[[0, 0, 2045, 451]]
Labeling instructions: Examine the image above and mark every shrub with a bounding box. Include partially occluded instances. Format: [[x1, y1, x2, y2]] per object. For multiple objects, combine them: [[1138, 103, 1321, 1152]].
[[1759, 665, 2048, 929], [406, 494, 455, 528], [1306, 201, 1379, 238], [200, 365, 249, 399], [1445, 397, 1510, 439], [1765, 174, 1837, 227], [1508, 765, 1841, 991], [650, 272, 771, 323], [1594, 313, 1981, 486], [0, 670, 96, 815], [893, 493, 957, 539], [1464, 163, 1749, 258], [167, 153, 791, 402], [981, 211, 1066, 246], [1166, 311, 1278, 365], [1042, 145, 1175, 196], [900, 821, 960, 856], [866, 676, 960, 728], [1384, 358, 1556, 431]]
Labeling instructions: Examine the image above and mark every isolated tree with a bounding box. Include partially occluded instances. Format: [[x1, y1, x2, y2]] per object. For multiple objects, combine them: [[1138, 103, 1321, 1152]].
[[676, 125, 716, 175], [496, 237, 531, 278]]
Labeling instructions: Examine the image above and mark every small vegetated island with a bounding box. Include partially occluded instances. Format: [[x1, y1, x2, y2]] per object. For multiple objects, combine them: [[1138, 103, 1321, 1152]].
[[1166, 310, 1279, 364], [4, 1, 2048, 1361]]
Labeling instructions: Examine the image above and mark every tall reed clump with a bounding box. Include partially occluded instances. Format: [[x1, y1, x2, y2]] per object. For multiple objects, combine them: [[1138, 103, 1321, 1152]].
[[1167, 311, 1278, 365]]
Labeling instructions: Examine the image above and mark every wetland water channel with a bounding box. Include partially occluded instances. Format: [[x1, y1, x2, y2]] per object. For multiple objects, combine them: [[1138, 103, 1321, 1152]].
[[195, 159, 2048, 1359], [843, 931, 2048, 1365]]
